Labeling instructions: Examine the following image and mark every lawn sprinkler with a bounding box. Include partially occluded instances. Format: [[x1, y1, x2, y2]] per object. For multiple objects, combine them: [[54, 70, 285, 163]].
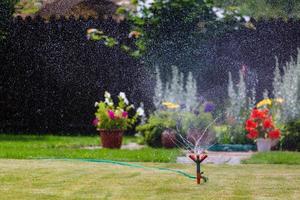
[[169, 128, 214, 185], [161, 105, 218, 185], [188, 153, 208, 184], [173, 124, 216, 185]]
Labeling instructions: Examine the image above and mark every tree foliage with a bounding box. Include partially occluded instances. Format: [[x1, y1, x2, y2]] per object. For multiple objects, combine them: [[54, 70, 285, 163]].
[[0, 0, 16, 45], [214, 0, 300, 19], [120, 0, 245, 57]]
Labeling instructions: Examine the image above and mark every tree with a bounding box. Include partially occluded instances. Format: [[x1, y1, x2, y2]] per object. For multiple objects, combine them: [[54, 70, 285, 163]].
[[214, 0, 300, 19], [0, 0, 15, 46]]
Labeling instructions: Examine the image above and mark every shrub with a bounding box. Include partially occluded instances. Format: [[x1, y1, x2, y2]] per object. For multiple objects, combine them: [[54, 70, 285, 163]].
[[226, 70, 247, 125], [229, 125, 250, 144], [180, 107, 213, 134], [272, 53, 300, 123], [215, 125, 231, 144], [282, 119, 300, 151], [136, 111, 177, 147], [225, 70, 255, 144], [136, 105, 214, 147], [215, 124, 255, 145], [153, 66, 198, 111]]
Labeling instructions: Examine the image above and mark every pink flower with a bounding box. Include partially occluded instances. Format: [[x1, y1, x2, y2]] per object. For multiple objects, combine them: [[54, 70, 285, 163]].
[[122, 111, 128, 118], [108, 110, 115, 119], [92, 118, 99, 126]]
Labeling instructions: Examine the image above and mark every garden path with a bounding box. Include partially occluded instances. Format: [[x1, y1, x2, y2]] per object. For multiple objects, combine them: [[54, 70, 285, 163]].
[[177, 151, 254, 165], [81, 143, 146, 150]]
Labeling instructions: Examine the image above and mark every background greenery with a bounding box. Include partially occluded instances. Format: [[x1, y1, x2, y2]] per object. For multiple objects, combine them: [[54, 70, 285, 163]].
[[0, 0, 16, 45], [215, 0, 300, 19], [282, 119, 300, 151]]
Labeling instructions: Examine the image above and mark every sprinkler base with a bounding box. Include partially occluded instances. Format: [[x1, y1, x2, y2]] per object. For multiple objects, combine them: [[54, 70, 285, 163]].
[[189, 154, 208, 184]]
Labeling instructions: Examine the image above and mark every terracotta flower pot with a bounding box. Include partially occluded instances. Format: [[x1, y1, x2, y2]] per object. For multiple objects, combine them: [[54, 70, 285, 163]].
[[100, 129, 123, 149], [256, 138, 271, 152], [161, 129, 177, 148]]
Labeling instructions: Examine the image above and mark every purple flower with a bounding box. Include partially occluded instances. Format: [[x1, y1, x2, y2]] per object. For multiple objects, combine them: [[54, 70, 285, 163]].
[[204, 102, 215, 113], [92, 118, 99, 126], [108, 110, 115, 119]]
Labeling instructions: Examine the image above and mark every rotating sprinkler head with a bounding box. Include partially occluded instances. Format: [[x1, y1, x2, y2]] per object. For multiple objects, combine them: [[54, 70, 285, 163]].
[[160, 100, 219, 184], [188, 153, 208, 184], [171, 115, 219, 184]]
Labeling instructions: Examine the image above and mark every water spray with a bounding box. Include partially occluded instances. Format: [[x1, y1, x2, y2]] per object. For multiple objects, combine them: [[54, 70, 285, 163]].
[[171, 115, 219, 184]]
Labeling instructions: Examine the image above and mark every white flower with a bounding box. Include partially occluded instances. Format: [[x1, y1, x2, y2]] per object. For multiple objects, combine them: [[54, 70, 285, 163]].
[[124, 99, 129, 105], [127, 104, 135, 110], [105, 98, 113, 106], [94, 102, 99, 107], [212, 7, 225, 20], [119, 92, 129, 105], [235, 16, 241, 21], [104, 91, 111, 98], [243, 16, 250, 22], [136, 107, 145, 116], [119, 92, 126, 99]]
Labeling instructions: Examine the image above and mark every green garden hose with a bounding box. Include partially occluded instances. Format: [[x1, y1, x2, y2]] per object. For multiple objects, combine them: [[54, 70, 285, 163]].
[[40, 158, 196, 180]]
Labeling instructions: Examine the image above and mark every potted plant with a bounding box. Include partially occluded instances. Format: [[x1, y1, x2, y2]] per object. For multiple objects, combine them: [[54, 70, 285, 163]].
[[93, 91, 144, 149], [245, 108, 281, 152]]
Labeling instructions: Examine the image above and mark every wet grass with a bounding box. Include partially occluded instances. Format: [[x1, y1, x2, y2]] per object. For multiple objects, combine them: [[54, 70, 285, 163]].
[[243, 151, 300, 165], [0, 134, 179, 162], [1, 134, 300, 164], [0, 159, 299, 199]]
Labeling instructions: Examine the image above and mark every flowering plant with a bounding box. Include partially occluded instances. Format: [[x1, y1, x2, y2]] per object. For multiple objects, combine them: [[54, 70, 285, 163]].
[[93, 91, 144, 130], [245, 108, 281, 140]]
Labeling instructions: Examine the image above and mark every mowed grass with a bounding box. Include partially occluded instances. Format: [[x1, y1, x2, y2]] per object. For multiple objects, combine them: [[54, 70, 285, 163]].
[[0, 134, 179, 162], [1, 134, 300, 164], [243, 151, 300, 165], [0, 159, 300, 200]]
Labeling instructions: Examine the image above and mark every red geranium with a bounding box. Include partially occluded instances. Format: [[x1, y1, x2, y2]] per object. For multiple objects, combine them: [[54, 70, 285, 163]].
[[269, 129, 281, 139], [247, 129, 258, 139], [250, 108, 268, 119], [263, 118, 274, 129], [245, 119, 257, 131], [245, 108, 281, 140]]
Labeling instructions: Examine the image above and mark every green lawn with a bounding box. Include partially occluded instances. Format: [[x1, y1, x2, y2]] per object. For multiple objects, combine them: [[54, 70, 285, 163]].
[[243, 151, 300, 165], [0, 134, 179, 162], [0, 159, 300, 199]]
